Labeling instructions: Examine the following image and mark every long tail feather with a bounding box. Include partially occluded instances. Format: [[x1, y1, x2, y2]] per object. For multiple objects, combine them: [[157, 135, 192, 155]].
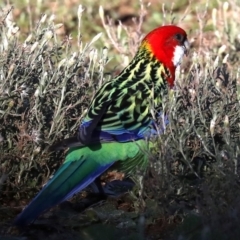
[[14, 140, 146, 227], [14, 156, 113, 227]]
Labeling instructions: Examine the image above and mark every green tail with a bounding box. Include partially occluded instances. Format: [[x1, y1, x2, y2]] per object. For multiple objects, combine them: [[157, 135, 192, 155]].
[[14, 140, 149, 226]]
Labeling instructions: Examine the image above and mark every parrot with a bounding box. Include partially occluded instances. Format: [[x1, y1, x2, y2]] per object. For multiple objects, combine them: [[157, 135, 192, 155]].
[[14, 25, 189, 226]]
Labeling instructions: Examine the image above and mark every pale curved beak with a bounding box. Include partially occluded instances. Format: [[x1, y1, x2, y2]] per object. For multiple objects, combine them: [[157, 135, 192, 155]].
[[183, 39, 190, 56]]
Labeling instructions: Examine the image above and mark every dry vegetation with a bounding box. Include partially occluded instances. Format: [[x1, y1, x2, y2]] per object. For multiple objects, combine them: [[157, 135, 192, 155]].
[[0, 0, 240, 239]]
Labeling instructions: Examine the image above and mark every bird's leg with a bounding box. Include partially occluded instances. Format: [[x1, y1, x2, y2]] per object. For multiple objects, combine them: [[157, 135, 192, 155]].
[[71, 178, 107, 211], [91, 177, 135, 198], [89, 177, 107, 198]]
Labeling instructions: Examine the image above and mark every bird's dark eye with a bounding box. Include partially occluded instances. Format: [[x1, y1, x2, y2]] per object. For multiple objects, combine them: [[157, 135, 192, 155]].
[[175, 33, 184, 43]]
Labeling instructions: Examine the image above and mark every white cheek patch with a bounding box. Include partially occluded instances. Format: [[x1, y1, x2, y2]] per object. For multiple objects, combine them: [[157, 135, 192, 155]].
[[172, 45, 185, 67]]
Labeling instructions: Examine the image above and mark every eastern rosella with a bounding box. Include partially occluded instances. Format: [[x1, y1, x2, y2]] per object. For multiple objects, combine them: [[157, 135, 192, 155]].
[[14, 25, 189, 226]]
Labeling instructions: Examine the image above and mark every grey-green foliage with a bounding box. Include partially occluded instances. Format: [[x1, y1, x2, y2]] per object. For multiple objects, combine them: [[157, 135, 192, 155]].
[[149, 56, 240, 239], [0, 10, 108, 198]]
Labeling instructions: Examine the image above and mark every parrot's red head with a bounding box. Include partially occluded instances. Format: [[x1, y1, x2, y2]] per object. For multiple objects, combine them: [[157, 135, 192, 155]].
[[142, 25, 189, 87]]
